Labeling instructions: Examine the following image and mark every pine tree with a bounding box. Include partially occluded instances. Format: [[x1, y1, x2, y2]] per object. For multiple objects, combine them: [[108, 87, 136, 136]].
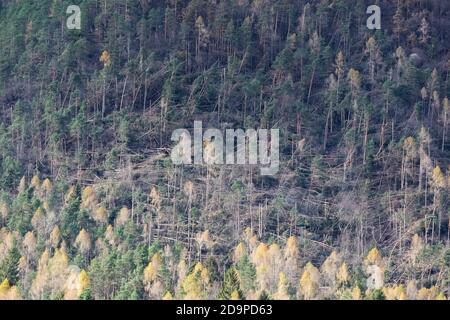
[[0, 203, 9, 226], [218, 267, 243, 300], [252, 243, 270, 291], [81, 186, 96, 211]]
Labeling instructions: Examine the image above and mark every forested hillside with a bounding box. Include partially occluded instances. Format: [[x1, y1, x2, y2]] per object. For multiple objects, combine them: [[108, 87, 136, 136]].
[[0, 0, 450, 300]]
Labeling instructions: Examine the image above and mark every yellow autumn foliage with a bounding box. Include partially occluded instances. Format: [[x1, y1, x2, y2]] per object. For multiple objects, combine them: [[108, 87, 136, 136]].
[[364, 247, 384, 267], [144, 253, 162, 284], [284, 236, 298, 259], [93, 206, 108, 223], [383, 285, 406, 300], [64, 269, 90, 300], [115, 207, 130, 226], [181, 262, 209, 300], [42, 178, 52, 194], [230, 290, 241, 300], [351, 286, 362, 300], [0, 279, 22, 300], [18, 176, 26, 193], [431, 166, 446, 189], [273, 272, 290, 300], [65, 186, 76, 202], [299, 262, 320, 300], [75, 229, 91, 255], [417, 286, 440, 300], [31, 175, 40, 188]]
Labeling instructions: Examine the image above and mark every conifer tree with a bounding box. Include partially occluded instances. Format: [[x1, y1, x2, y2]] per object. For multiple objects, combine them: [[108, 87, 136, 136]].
[[218, 267, 243, 300], [75, 229, 92, 259], [115, 207, 130, 227], [0, 203, 8, 226], [0, 245, 20, 285], [364, 248, 384, 290], [273, 272, 290, 300], [284, 236, 298, 283], [162, 291, 173, 300], [299, 262, 320, 300], [144, 252, 165, 299], [0, 278, 21, 300]]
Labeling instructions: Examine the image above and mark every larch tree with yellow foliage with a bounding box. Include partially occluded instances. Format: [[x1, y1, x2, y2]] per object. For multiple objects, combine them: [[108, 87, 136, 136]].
[[30, 247, 69, 299], [115, 207, 130, 227], [100, 50, 111, 118], [284, 236, 298, 284], [299, 262, 320, 300], [251, 243, 270, 292], [64, 268, 90, 300], [0, 203, 8, 226], [181, 262, 210, 300], [430, 166, 446, 241], [218, 267, 243, 300], [364, 248, 385, 291], [143, 252, 165, 299], [0, 279, 21, 300]]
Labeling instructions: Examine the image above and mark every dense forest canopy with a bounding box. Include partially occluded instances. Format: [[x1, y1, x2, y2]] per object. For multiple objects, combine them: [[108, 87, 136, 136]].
[[0, 0, 450, 300]]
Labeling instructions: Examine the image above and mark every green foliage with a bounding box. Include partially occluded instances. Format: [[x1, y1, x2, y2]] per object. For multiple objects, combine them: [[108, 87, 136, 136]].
[[235, 254, 256, 293]]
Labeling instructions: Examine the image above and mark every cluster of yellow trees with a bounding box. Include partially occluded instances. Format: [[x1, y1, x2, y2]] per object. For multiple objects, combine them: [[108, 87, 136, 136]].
[[0, 279, 21, 300], [0, 177, 448, 300], [142, 228, 448, 300]]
